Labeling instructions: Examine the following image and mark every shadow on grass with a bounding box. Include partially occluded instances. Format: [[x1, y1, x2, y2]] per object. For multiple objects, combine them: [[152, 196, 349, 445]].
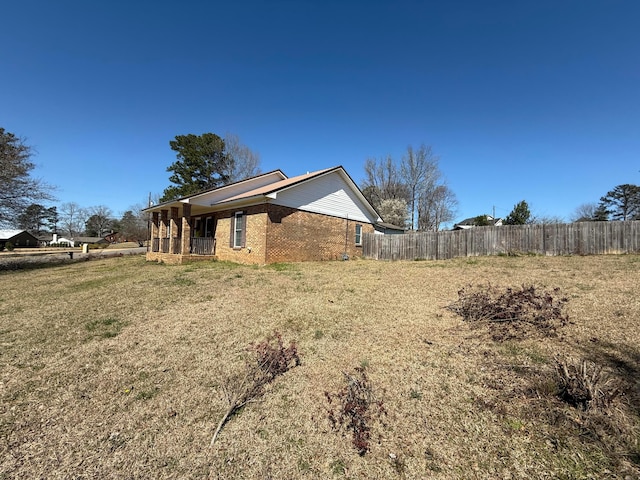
[[0, 253, 137, 274], [577, 339, 640, 411], [0, 257, 79, 273], [576, 339, 640, 467]]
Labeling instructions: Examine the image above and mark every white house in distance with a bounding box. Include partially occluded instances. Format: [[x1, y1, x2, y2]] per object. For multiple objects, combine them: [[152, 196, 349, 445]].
[[453, 215, 503, 230]]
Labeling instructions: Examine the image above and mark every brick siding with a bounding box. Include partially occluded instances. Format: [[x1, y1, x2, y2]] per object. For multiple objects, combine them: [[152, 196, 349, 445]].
[[149, 203, 375, 265], [264, 204, 374, 263], [213, 203, 374, 264], [213, 204, 268, 264]]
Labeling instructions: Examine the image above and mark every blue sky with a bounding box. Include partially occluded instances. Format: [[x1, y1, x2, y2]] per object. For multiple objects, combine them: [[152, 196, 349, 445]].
[[2, 1, 639, 226]]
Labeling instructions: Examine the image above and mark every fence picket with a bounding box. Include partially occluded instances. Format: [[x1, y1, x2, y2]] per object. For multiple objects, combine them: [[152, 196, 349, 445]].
[[362, 221, 640, 261]]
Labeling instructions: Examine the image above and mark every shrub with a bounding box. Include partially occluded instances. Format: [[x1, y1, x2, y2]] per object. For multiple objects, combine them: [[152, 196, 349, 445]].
[[251, 331, 300, 380], [325, 367, 386, 455], [5, 242, 14, 251], [555, 358, 621, 411]]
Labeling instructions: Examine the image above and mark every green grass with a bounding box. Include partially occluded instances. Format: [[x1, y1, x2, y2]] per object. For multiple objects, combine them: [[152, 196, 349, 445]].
[[85, 317, 126, 339]]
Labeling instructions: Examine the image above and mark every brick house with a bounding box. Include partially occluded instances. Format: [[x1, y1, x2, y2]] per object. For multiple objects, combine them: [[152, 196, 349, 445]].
[[0, 230, 39, 249], [144, 166, 383, 264]]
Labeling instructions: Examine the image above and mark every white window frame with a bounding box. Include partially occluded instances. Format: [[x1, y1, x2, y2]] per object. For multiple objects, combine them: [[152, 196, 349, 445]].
[[355, 224, 362, 246], [233, 211, 244, 248]]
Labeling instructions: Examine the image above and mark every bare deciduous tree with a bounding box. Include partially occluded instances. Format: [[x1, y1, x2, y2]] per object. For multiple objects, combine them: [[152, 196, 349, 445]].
[[361, 156, 409, 207], [417, 184, 458, 231], [0, 128, 54, 226], [223, 133, 262, 183], [361, 146, 457, 231], [85, 205, 114, 237], [400, 144, 439, 230], [59, 202, 88, 237], [531, 214, 565, 225], [570, 203, 599, 222]]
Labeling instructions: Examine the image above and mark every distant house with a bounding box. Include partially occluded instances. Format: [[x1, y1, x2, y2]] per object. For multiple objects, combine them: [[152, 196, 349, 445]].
[[49, 234, 110, 247], [74, 236, 110, 245], [453, 215, 503, 230], [50, 234, 76, 247], [0, 230, 39, 249], [374, 222, 405, 235], [143, 166, 386, 264]]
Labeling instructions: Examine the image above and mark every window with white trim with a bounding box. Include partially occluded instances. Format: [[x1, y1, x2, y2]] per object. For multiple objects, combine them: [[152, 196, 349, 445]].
[[355, 224, 362, 246], [233, 211, 244, 248]]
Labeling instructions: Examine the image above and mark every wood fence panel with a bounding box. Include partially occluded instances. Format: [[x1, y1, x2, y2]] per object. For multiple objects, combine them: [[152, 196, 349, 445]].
[[362, 221, 640, 261]]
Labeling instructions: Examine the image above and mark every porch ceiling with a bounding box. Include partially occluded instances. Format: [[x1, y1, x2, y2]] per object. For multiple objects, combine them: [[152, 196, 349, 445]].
[[188, 204, 215, 216], [148, 202, 216, 217]]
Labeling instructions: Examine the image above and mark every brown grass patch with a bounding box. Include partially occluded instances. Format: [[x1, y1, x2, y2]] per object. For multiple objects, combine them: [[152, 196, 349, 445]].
[[1, 254, 639, 478]]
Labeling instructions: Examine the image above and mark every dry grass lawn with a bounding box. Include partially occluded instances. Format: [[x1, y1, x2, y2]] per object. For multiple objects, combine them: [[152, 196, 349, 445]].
[[1, 254, 639, 479]]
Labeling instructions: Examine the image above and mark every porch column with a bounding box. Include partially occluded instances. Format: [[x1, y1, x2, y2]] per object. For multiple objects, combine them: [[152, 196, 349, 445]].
[[151, 212, 159, 251], [160, 209, 168, 252], [181, 204, 192, 255], [170, 207, 180, 253]]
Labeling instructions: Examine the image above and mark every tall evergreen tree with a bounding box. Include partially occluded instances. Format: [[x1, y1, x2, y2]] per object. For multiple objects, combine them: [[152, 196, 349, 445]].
[[598, 184, 640, 221], [504, 200, 532, 225], [17, 204, 47, 233], [161, 133, 231, 202]]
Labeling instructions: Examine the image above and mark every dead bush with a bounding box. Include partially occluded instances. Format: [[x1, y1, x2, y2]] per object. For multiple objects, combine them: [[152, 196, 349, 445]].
[[325, 367, 386, 456], [446, 283, 569, 340], [555, 358, 621, 411], [210, 331, 300, 447], [252, 330, 301, 380]]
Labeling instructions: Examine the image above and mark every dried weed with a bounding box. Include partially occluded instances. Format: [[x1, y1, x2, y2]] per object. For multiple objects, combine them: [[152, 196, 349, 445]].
[[446, 283, 570, 340], [210, 331, 300, 446], [325, 367, 386, 455]]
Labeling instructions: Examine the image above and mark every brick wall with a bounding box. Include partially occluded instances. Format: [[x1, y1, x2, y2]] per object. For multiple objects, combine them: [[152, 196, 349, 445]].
[[183, 203, 375, 264], [214, 204, 268, 264], [265, 204, 374, 263]]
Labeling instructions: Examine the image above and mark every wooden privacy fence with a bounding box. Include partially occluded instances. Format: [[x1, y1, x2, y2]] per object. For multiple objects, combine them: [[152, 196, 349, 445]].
[[362, 221, 640, 261]]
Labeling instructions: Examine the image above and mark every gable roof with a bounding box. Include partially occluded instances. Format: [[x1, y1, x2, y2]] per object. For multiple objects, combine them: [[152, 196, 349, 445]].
[[216, 168, 334, 204], [453, 215, 503, 229], [144, 169, 287, 212], [146, 166, 382, 223], [0, 230, 23, 240]]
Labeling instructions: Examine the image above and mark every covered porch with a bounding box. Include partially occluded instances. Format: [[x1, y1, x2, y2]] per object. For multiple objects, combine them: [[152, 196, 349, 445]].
[[147, 203, 218, 264]]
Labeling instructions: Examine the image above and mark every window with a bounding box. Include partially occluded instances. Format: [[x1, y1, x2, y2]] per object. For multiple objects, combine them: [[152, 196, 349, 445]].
[[355, 224, 362, 246], [193, 218, 202, 237], [205, 217, 214, 237], [233, 211, 244, 248]]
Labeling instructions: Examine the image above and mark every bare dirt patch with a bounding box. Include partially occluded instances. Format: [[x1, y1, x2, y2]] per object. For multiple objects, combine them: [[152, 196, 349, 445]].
[[1, 254, 639, 478]]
